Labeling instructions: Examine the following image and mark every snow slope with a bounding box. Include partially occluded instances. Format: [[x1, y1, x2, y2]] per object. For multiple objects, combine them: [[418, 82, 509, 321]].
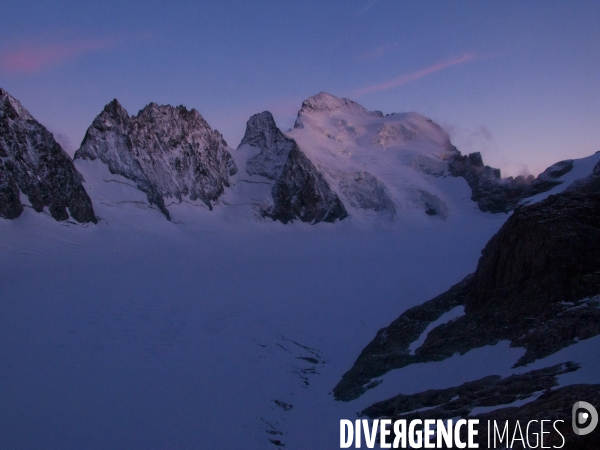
[[3, 189, 597, 449]]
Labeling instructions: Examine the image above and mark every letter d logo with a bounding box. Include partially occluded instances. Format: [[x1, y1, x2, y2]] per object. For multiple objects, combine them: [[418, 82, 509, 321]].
[[572, 401, 598, 436]]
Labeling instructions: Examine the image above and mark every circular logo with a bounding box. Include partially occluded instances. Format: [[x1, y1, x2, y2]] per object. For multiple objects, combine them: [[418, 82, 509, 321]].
[[572, 401, 598, 436]]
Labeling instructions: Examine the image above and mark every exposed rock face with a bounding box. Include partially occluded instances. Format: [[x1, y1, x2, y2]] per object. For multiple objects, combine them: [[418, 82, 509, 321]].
[[333, 276, 473, 401], [265, 146, 348, 224], [0, 87, 96, 223], [239, 111, 294, 180], [75, 100, 237, 219], [239, 110, 348, 224], [448, 149, 573, 213], [334, 160, 600, 401], [529, 159, 574, 192], [468, 174, 600, 315]]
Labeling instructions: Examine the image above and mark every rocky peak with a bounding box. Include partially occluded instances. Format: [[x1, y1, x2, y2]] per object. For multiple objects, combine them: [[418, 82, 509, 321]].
[[0, 88, 34, 121], [239, 111, 281, 151], [99, 99, 129, 128], [239, 111, 296, 180], [134, 102, 206, 126], [0, 87, 96, 223], [264, 145, 348, 224], [75, 100, 237, 220]]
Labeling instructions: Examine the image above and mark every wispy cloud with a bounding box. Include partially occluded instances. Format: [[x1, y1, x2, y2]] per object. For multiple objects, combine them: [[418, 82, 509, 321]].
[[0, 38, 116, 74], [351, 53, 476, 97], [443, 122, 499, 156]]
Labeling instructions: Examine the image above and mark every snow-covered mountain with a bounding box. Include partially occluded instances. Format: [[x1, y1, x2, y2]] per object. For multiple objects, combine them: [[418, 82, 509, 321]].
[[264, 92, 457, 222], [0, 88, 96, 223], [74, 99, 237, 220]]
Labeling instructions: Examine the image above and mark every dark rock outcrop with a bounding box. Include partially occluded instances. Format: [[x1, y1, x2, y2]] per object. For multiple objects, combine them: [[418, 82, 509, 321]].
[[333, 276, 473, 401], [469, 383, 600, 450], [0, 87, 96, 223], [334, 160, 600, 401], [75, 99, 237, 219], [265, 146, 348, 224], [448, 149, 573, 213]]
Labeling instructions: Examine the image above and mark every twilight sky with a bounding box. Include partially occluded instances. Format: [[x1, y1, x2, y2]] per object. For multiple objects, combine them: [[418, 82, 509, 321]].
[[1, 0, 598, 176]]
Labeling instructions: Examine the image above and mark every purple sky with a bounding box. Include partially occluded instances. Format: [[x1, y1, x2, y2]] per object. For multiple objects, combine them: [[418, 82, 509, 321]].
[[1, 0, 599, 177]]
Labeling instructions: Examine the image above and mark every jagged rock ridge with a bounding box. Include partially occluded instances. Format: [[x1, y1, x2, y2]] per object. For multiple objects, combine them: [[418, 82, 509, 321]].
[[448, 149, 573, 213], [361, 362, 578, 420], [75, 99, 237, 219], [0, 87, 96, 223]]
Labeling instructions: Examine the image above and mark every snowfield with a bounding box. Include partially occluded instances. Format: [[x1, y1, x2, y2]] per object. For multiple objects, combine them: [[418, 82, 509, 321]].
[[0, 174, 507, 449]]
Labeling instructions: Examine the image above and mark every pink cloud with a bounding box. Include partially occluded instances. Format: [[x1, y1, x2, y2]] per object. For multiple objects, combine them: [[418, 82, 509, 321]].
[[0, 39, 115, 74], [351, 53, 476, 97]]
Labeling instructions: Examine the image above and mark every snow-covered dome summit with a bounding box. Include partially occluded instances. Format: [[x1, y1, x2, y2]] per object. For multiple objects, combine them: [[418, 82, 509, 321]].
[[295, 91, 383, 121], [282, 92, 459, 220]]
